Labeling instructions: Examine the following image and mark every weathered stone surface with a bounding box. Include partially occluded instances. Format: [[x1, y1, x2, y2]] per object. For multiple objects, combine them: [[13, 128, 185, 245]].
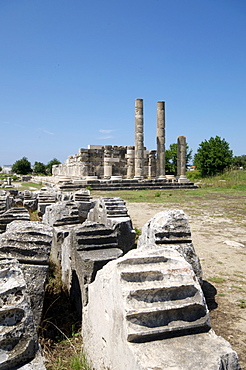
[[37, 187, 60, 215], [24, 199, 38, 212], [62, 221, 122, 311], [138, 209, 202, 282], [42, 201, 80, 227], [82, 247, 241, 370], [88, 197, 135, 254], [0, 221, 53, 325], [50, 226, 71, 265], [0, 259, 45, 370], [0, 196, 10, 216], [0, 207, 30, 234], [73, 189, 94, 219]]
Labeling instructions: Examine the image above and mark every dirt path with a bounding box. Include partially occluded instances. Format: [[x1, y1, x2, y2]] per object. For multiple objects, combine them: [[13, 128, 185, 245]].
[[126, 201, 246, 368]]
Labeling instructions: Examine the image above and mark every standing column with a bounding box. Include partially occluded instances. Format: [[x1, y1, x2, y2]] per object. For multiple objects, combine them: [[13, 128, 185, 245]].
[[156, 101, 166, 178], [126, 146, 135, 179], [148, 150, 156, 178], [177, 136, 189, 183], [134, 99, 144, 179], [104, 145, 112, 178]]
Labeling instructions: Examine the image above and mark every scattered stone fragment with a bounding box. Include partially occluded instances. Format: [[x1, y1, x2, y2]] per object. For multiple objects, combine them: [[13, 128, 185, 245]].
[[88, 197, 135, 253], [42, 201, 80, 227], [138, 209, 202, 283], [0, 220, 53, 326], [223, 240, 245, 248], [0, 207, 30, 234], [0, 259, 45, 370], [83, 247, 240, 370]]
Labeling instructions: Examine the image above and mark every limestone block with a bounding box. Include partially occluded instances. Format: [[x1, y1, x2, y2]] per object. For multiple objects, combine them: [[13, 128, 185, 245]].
[[82, 248, 241, 370], [50, 226, 71, 265], [0, 207, 30, 234], [64, 221, 122, 309], [0, 259, 43, 370], [72, 189, 94, 219], [0, 195, 10, 215], [138, 209, 202, 282], [87, 197, 135, 253], [42, 201, 80, 227], [24, 199, 38, 212], [0, 221, 53, 326]]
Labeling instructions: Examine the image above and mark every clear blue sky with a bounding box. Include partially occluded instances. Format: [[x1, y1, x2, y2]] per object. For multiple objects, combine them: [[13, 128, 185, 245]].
[[1, 0, 246, 166]]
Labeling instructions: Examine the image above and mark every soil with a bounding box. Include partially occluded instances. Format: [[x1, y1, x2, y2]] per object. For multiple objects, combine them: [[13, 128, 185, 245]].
[[126, 199, 246, 369]]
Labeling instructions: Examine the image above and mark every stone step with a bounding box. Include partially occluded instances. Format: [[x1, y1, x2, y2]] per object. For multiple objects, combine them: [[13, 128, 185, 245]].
[[126, 302, 209, 342], [124, 284, 201, 311], [76, 227, 116, 237], [77, 242, 119, 251], [77, 234, 118, 246], [0, 208, 30, 233]]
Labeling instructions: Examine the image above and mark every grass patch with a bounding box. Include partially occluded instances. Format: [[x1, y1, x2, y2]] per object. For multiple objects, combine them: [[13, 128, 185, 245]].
[[19, 182, 43, 190], [232, 286, 246, 293], [237, 299, 246, 308], [29, 210, 41, 221], [208, 277, 226, 284], [39, 261, 90, 370]]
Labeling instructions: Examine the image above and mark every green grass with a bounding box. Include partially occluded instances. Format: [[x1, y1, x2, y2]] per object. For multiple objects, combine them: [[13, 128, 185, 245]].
[[237, 299, 246, 308], [208, 277, 226, 284]]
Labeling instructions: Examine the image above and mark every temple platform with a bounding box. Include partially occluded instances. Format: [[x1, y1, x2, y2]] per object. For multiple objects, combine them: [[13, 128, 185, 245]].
[[56, 178, 197, 191]]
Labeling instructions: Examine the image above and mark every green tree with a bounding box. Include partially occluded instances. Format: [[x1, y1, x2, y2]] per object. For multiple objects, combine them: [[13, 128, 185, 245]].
[[194, 136, 233, 177], [33, 161, 46, 175], [0, 166, 2, 172], [12, 157, 32, 175], [46, 158, 61, 175], [165, 143, 192, 175], [232, 155, 246, 169]]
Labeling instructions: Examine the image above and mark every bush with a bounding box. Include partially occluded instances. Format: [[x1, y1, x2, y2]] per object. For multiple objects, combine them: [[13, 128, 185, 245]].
[[186, 170, 201, 181], [194, 136, 233, 177], [12, 157, 32, 175]]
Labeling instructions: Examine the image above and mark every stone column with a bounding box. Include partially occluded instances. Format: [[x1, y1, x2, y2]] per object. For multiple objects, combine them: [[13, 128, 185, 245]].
[[148, 150, 156, 178], [104, 145, 112, 178], [134, 98, 144, 179], [79, 149, 89, 177], [177, 136, 189, 183], [126, 146, 135, 179], [156, 101, 166, 178]]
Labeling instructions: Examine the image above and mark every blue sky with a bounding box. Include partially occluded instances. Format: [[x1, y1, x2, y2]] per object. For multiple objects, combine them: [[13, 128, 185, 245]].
[[1, 0, 246, 165]]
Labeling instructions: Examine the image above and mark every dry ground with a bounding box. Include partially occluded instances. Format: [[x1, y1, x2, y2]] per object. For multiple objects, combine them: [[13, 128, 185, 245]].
[[127, 198, 246, 369]]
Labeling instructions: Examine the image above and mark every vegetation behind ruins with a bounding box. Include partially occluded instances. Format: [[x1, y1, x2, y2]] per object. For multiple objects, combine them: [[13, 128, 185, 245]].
[[91, 169, 246, 205], [39, 261, 90, 370]]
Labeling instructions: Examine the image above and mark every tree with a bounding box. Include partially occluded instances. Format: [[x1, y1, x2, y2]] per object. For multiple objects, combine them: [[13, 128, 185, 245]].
[[0, 166, 2, 173], [33, 161, 46, 175], [232, 155, 246, 169], [46, 158, 61, 175], [11, 157, 32, 175], [194, 136, 233, 177], [165, 143, 192, 175]]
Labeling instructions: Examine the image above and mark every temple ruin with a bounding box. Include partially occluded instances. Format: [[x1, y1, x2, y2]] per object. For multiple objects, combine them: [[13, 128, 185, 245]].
[[0, 187, 242, 369], [51, 99, 191, 189]]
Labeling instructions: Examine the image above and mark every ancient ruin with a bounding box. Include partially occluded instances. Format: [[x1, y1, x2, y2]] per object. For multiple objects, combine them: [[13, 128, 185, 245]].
[[0, 187, 242, 369], [49, 99, 192, 190]]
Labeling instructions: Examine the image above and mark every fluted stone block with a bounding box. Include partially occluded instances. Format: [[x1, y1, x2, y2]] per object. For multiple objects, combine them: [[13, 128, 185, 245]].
[[0, 259, 45, 370], [0, 221, 53, 326], [42, 201, 80, 227], [83, 246, 240, 369], [137, 209, 202, 283], [87, 197, 135, 254]]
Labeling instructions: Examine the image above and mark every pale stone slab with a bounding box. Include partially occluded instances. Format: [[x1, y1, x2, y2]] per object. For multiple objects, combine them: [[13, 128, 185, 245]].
[[0, 259, 42, 370], [82, 247, 240, 369], [138, 209, 202, 282]]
